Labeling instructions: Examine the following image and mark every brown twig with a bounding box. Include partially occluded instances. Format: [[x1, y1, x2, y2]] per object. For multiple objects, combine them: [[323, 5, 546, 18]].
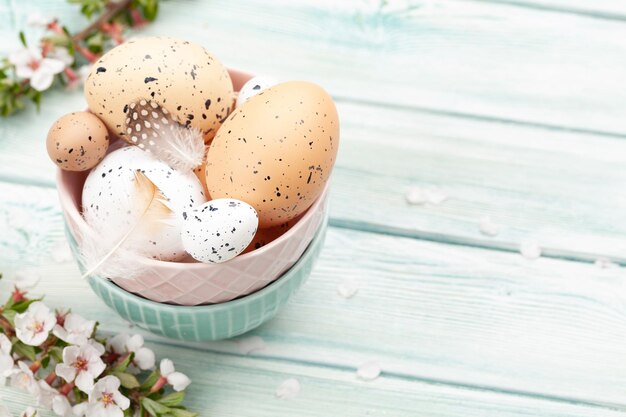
[[71, 0, 133, 42]]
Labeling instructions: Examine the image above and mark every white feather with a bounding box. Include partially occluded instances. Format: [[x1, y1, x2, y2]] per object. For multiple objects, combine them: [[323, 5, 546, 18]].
[[153, 125, 206, 172], [79, 171, 173, 280], [126, 100, 206, 172]]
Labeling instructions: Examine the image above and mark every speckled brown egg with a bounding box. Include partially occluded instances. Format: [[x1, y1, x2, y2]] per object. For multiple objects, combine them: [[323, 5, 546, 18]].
[[242, 219, 296, 254], [84, 36, 235, 144], [46, 112, 109, 171], [205, 81, 339, 227]]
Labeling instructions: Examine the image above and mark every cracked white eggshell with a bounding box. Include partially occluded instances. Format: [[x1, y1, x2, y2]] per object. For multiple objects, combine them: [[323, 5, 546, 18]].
[[236, 76, 277, 108], [181, 198, 258, 263], [82, 146, 207, 260]]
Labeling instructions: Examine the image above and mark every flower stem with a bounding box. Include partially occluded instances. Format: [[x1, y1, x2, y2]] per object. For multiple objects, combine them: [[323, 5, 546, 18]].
[[60, 381, 75, 396], [149, 376, 167, 393], [45, 371, 57, 385], [71, 0, 133, 43]]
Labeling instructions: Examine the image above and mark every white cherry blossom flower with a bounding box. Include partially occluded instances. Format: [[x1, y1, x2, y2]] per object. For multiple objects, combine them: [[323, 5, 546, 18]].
[[107, 334, 155, 371], [35, 380, 58, 408], [53, 313, 96, 346], [14, 302, 56, 346], [52, 395, 76, 417], [85, 376, 130, 417], [0, 333, 14, 383], [87, 340, 106, 356], [56, 344, 106, 393], [8, 47, 66, 91], [160, 359, 190, 392], [20, 407, 36, 417], [10, 362, 39, 395], [48, 47, 73, 67], [13, 269, 40, 290], [27, 11, 53, 27]]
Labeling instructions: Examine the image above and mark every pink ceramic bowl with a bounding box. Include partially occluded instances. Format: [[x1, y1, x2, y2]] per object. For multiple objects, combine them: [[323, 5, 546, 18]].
[[56, 69, 329, 306]]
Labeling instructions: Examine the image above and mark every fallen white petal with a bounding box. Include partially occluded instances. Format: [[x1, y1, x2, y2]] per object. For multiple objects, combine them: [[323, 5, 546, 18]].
[[519, 241, 542, 260], [336, 279, 359, 299], [51, 242, 73, 263], [424, 188, 448, 205], [479, 216, 501, 237], [13, 269, 40, 289], [594, 258, 619, 269], [234, 336, 266, 355], [357, 361, 381, 381], [275, 378, 301, 399], [405, 186, 426, 205]]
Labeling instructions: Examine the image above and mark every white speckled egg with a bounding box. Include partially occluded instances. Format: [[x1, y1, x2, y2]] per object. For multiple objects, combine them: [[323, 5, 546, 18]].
[[181, 199, 258, 263], [236, 76, 277, 108], [84, 36, 235, 143], [82, 146, 207, 260]]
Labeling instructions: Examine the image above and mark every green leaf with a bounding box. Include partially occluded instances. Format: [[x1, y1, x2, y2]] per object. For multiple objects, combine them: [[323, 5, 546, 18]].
[[112, 352, 134, 373], [2, 310, 16, 326], [49, 346, 64, 363], [86, 31, 105, 54], [169, 409, 198, 417], [18, 31, 27, 47], [41, 355, 50, 368], [12, 341, 37, 361], [142, 398, 171, 417], [69, 0, 107, 18], [12, 298, 42, 313], [158, 391, 185, 407], [140, 0, 159, 21], [115, 371, 140, 389], [141, 369, 160, 391]]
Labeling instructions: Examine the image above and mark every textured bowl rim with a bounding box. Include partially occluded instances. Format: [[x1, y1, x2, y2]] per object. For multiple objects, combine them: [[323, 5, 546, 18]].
[[86, 214, 328, 313]]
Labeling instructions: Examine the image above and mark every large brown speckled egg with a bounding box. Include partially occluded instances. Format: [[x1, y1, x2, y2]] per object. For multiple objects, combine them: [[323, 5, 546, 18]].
[[205, 81, 339, 227], [242, 219, 296, 254], [84, 36, 235, 144], [46, 112, 109, 171]]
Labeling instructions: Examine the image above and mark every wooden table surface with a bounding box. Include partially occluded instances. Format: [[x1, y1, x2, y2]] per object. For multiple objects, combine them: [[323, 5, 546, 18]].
[[1, 0, 626, 415]]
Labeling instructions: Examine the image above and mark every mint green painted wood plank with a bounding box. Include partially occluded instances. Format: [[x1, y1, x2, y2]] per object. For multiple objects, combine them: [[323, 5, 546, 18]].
[[484, 0, 626, 19], [4, 353, 626, 417], [3, 0, 626, 134], [3, 182, 626, 408], [4, 98, 626, 261]]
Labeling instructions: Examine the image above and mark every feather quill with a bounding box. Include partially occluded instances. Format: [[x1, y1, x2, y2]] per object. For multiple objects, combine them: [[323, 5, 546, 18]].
[[80, 171, 172, 280], [124, 99, 206, 172]]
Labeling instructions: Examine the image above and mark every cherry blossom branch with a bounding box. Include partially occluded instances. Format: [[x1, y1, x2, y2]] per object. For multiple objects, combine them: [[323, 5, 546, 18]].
[[0, 274, 196, 417], [0, 0, 160, 117]]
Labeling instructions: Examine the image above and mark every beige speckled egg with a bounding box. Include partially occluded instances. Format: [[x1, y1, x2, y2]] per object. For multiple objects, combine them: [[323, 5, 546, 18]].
[[46, 112, 109, 171], [84, 36, 235, 144], [205, 81, 339, 227]]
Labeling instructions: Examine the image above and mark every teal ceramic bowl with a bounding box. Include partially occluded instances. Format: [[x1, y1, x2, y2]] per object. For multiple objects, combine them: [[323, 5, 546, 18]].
[[65, 216, 327, 341]]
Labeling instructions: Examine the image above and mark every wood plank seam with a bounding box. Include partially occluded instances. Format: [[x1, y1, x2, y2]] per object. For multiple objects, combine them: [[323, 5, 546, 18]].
[[335, 96, 626, 140], [112, 332, 626, 413], [470, 0, 626, 22]]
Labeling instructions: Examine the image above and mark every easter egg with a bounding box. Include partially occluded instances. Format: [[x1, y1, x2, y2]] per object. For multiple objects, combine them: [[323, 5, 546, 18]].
[[205, 81, 339, 227], [236, 76, 277, 108], [193, 160, 209, 196], [242, 220, 294, 254], [181, 199, 258, 263], [84, 36, 235, 144], [82, 147, 206, 260], [46, 112, 109, 171]]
